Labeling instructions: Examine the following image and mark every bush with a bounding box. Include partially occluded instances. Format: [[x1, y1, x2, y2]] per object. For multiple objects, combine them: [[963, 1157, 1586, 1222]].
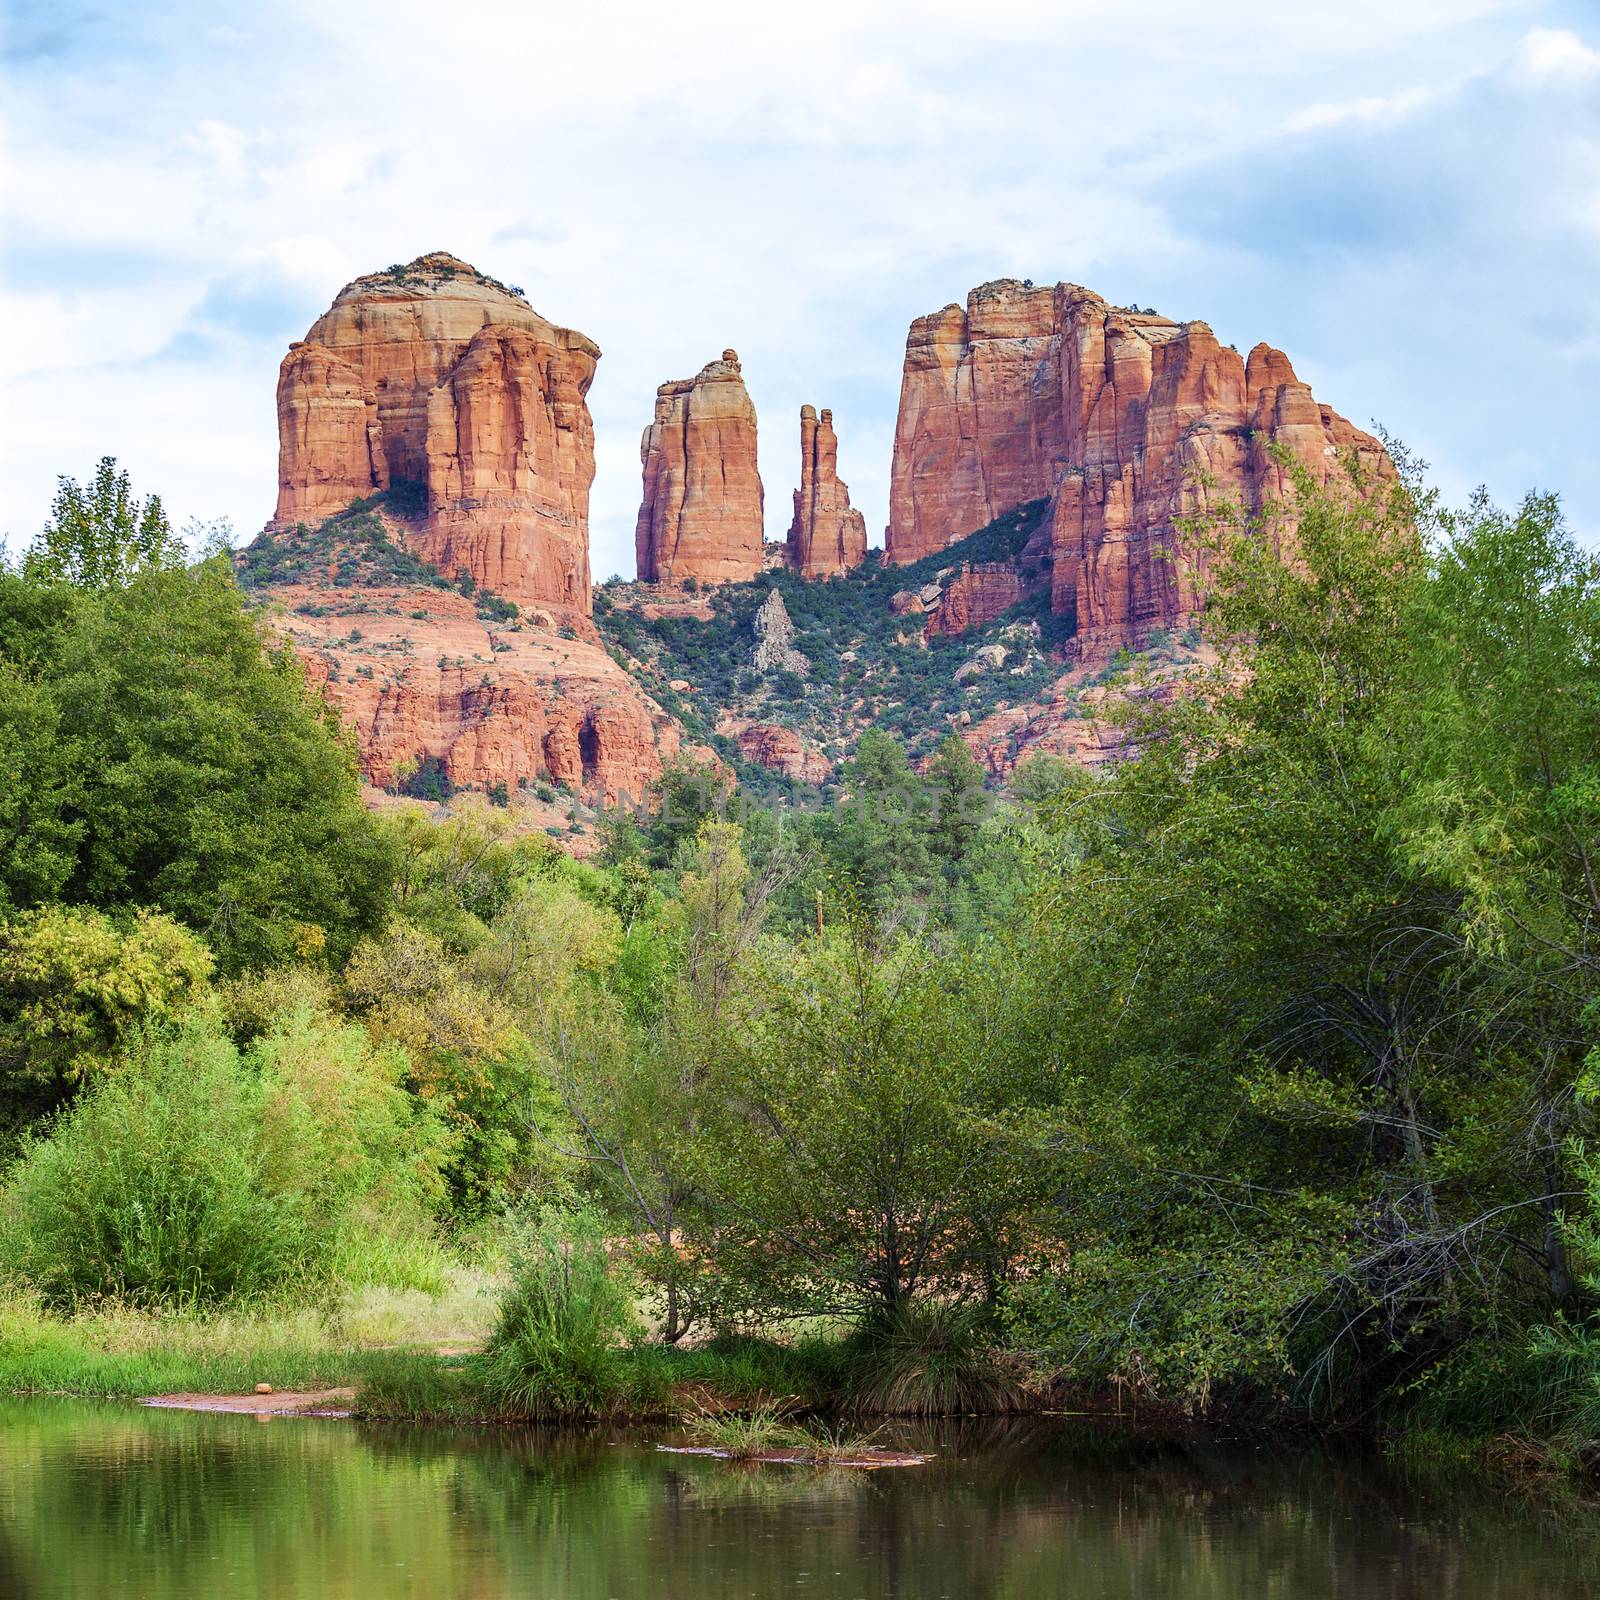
[[1, 1022, 295, 1305], [475, 1206, 641, 1419], [0, 906, 214, 1132], [847, 1300, 1027, 1416], [0, 1011, 452, 1308]]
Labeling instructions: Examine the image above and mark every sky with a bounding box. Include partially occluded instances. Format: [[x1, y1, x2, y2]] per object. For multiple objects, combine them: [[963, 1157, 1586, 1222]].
[[4, 0, 1599, 579]]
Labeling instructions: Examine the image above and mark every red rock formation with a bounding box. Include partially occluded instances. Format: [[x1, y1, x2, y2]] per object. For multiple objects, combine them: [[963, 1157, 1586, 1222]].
[[886, 280, 1390, 658], [273, 253, 598, 615], [734, 721, 831, 785], [269, 580, 678, 804], [924, 563, 1026, 639], [787, 406, 867, 577], [635, 351, 764, 585]]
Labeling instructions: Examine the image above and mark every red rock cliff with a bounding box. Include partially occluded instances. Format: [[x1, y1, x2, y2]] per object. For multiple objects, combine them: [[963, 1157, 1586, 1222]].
[[273, 253, 598, 614], [787, 406, 867, 578], [886, 280, 1389, 658], [635, 351, 764, 585], [275, 583, 679, 805]]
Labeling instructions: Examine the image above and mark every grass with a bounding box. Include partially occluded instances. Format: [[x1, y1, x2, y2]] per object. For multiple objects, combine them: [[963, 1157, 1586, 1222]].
[[680, 1398, 804, 1458], [846, 1301, 1031, 1417], [0, 1264, 498, 1406]]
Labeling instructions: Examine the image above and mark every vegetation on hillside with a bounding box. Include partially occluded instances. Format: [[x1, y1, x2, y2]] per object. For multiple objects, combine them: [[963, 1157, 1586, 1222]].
[[593, 496, 1161, 784], [4, 454, 1600, 1478]]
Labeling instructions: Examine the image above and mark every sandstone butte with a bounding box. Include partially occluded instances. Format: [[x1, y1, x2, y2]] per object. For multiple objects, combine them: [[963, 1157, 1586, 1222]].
[[274, 252, 598, 615], [635, 350, 764, 586], [787, 405, 867, 578], [886, 279, 1391, 660], [256, 253, 681, 802]]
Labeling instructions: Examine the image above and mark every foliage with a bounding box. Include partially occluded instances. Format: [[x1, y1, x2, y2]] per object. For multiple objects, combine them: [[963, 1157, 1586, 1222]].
[[694, 916, 1049, 1321], [0, 1022, 296, 1305], [0, 906, 214, 1132], [0, 1012, 453, 1308], [0, 547, 394, 971], [26, 457, 182, 591], [475, 1205, 642, 1419]]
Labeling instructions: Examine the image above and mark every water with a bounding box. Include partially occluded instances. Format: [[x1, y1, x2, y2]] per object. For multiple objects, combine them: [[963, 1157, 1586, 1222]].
[[0, 1398, 1596, 1598]]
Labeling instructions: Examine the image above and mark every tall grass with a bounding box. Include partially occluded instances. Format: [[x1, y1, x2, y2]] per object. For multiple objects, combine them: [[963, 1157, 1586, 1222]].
[[474, 1206, 641, 1420], [847, 1301, 1028, 1416]]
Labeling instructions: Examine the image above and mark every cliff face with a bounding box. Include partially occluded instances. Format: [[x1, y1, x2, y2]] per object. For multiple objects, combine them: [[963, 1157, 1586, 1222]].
[[923, 563, 1027, 638], [787, 406, 867, 578], [268, 577, 678, 804], [635, 351, 764, 585], [274, 253, 598, 614], [887, 280, 1390, 657]]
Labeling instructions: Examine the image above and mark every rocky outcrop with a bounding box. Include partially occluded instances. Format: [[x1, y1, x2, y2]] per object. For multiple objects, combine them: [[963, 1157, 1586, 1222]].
[[751, 589, 807, 675], [635, 351, 764, 585], [924, 563, 1026, 638], [887, 280, 1390, 658], [268, 579, 678, 804], [787, 406, 867, 577], [734, 721, 831, 785], [273, 253, 598, 614]]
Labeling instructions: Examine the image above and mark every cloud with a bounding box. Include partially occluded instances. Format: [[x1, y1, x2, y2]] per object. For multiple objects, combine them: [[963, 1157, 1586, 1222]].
[[1512, 25, 1600, 84], [4, 0, 1598, 569]]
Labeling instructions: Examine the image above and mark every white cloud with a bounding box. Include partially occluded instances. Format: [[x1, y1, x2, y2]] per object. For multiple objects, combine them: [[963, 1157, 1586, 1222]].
[[1511, 25, 1600, 84], [1282, 84, 1445, 134], [4, 0, 1599, 566]]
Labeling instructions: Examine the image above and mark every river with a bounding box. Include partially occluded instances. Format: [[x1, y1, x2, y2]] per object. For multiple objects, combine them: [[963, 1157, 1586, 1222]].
[[0, 1397, 1595, 1597]]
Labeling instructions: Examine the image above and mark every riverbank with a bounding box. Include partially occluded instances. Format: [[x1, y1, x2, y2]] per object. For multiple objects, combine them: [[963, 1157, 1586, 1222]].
[[4, 1282, 1596, 1492]]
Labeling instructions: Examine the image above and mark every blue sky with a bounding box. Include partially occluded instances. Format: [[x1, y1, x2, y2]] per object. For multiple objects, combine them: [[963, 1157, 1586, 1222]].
[[4, 0, 1598, 578]]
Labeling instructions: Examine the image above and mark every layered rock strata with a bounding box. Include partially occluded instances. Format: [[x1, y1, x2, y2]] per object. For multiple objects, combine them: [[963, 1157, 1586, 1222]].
[[273, 252, 598, 614], [787, 406, 867, 577], [270, 580, 679, 804], [635, 351, 764, 585], [923, 563, 1027, 639], [887, 280, 1389, 657]]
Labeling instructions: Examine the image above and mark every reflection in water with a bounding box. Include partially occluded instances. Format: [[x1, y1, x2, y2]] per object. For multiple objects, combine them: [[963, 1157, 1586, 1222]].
[[0, 1399, 1595, 1598]]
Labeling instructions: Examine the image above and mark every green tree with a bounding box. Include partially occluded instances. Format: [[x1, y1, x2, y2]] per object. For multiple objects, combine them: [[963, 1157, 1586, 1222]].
[[0, 906, 214, 1136], [27, 457, 182, 591], [818, 730, 933, 914], [545, 823, 776, 1340], [924, 732, 988, 867], [0, 555, 394, 970], [1009, 455, 1567, 1409], [695, 915, 1041, 1321]]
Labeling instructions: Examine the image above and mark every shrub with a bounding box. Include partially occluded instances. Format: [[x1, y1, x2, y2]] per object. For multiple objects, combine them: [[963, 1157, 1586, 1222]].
[[847, 1300, 1027, 1416], [0, 906, 214, 1131], [0, 1022, 296, 1306], [0, 1011, 453, 1308], [475, 1205, 641, 1419]]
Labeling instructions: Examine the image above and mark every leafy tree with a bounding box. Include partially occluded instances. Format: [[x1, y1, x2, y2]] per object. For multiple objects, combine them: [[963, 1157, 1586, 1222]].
[[0, 555, 394, 969], [695, 915, 1042, 1321], [27, 457, 182, 591], [343, 919, 569, 1218], [0, 905, 214, 1136]]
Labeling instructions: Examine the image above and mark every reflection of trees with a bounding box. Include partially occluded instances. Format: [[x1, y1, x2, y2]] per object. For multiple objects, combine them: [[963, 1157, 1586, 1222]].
[[1, 1399, 1598, 1598]]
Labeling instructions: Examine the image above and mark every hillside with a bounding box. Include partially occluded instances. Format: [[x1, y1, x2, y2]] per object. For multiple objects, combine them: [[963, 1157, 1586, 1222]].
[[594, 498, 1209, 794]]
